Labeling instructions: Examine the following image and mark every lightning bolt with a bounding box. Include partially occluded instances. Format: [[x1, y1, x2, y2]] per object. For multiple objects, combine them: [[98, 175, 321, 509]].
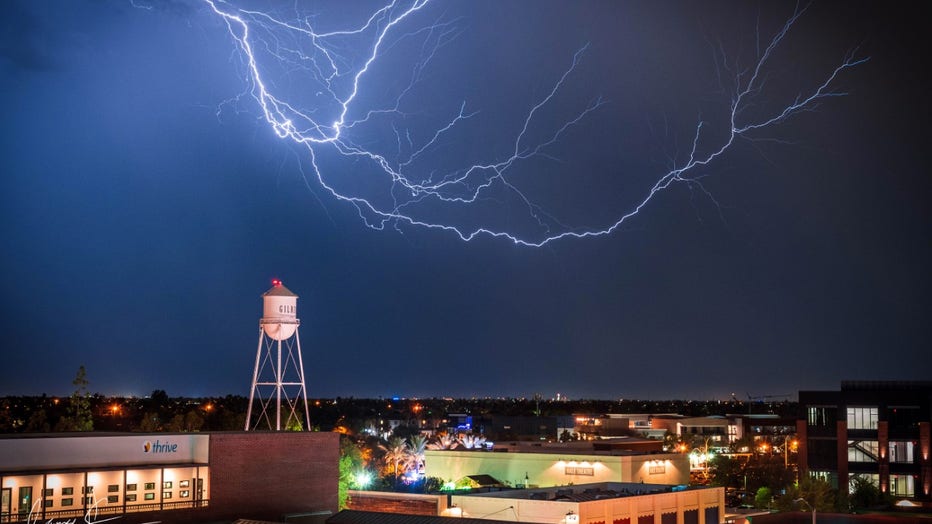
[[202, 0, 867, 247]]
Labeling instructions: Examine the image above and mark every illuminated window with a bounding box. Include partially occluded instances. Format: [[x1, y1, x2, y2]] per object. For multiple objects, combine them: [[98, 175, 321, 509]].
[[126, 484, 137, 492], [846, 407, 878, 430], [889, 441, 915, 463], [179, 480, 190, 488], [126, 495, 137, 502], [62, 499, 73, 507], [144, 493, 155, 501], [849, 474, 879, 492], [807, 407, 833, 427], [848, 440, 880, 462], [144, 483, 155, 491], [62, 488, 73, 496], [163, 482, 172, 489], [180, 490, 189, 498], [890, 475, 915, 497], [162, 492, 172, 500]]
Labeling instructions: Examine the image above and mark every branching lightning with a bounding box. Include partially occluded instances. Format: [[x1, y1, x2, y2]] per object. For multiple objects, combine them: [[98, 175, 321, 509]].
[[203, 0, 867, 247]]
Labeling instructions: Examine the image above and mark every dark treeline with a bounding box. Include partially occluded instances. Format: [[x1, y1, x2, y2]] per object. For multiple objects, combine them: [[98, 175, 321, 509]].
[[0, 393, 796, 434]]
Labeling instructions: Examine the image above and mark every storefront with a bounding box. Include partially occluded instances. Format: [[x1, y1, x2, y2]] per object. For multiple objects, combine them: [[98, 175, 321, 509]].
[[0, 434, 209, 523]]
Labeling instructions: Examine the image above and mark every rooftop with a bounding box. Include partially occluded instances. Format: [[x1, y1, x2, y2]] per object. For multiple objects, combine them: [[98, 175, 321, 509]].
[[459, 482, 701, 502]]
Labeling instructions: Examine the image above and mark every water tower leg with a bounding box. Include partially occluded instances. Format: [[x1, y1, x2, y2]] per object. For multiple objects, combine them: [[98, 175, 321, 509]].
[[276, 337, 282, 431], [295, 328, 310, 430], [245, 327, 265, 430]]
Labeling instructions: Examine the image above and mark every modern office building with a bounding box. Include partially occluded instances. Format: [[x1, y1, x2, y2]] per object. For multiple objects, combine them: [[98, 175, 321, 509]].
[[0, 431, 339, 524], [797, 381, 931, 506]]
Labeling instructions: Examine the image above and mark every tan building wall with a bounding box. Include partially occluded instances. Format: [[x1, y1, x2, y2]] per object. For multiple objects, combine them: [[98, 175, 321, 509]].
[[424, 450, 688, 488], [450, 484, 725, 524]]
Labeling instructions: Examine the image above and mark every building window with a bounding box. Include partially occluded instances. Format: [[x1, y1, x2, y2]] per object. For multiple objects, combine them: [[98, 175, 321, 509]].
[[126, 484, 137, 492], [144, 483, 155, 491], [163, 482, 172, 489], [62, 488, 73, 496], [180, 491, 189, 498], [144, 493, 155, 501], [889, 441, 915, 463], [849, 474, 879, 493], [807, 407, 833, 427], [890, 475, 915, 498], [649, 465, 666, 475], [107, 485, 119, 493], [809, 471, 837, 488], [107, 496, 119, 504], [848, 440, 880, 462], [84, 497, 94, 505], [162, 492, 172, 500], [43, 489, 54, 497], [846, 407, 878, 430], [61, 499, 73, 507], [888, 406, 921, 430], [43, 500, 54, 508], [82, 486, 94, 495], [564, 467, 594, 476], [126, 495, 137, 502], [179, 480, 189, 488]]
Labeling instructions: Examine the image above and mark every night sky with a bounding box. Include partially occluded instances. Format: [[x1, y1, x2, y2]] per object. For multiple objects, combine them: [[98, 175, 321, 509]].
[[1, 1, 929, 400]]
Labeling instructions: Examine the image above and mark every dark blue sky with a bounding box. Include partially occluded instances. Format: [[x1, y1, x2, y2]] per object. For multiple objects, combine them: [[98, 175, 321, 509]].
[[1, 1, 929, 399]]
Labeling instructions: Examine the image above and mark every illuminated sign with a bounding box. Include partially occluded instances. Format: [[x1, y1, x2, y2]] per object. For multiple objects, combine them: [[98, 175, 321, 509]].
[[143, 439, 179, 454]]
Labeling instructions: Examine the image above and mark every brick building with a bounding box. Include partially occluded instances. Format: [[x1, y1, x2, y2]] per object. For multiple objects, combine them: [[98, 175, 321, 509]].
[[797, 381, 931, 506], [0, 431, 338, 524]]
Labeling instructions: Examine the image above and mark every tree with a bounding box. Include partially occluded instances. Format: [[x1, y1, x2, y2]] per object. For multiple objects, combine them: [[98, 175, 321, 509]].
[[407, 434, 428, 475], [754, 486, 773, 509], [849, 475, 889, 511], [427, 432, 456, 450], [138, 412, 162, 432], [775, 476, 835, 513], [457, 433, 487, 449], [184, 410, 205, 432], [339, 436, 365, 509], [55, 366, 93, 431], [382, 436, 408, 486]]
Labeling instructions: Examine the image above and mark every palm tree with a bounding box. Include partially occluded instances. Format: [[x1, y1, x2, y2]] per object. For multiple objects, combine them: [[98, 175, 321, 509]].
[[407, 434, 428, 475], [458, 433, 487, 449], [382, 436, 408, 486], [428, 432, 457, 450]]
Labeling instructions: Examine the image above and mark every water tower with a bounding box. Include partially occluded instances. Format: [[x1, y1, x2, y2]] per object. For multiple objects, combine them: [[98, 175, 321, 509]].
[[245, 279, 311, 431]]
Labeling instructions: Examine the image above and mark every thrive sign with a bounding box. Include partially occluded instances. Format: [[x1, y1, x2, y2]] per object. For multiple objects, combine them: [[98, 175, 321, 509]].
[[143, 439, 179, 454]]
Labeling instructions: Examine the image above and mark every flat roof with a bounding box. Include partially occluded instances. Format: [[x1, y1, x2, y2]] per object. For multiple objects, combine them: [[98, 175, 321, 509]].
[[459, 482, 708, 502], [328, 510, 519, 524]]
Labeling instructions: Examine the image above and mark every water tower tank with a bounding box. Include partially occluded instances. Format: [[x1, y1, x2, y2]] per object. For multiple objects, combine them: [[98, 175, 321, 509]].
[[261, 279, 299, 340]]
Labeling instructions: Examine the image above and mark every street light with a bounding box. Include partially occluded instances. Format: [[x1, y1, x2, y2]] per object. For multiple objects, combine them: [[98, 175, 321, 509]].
[[793, 498, 816, 524]]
